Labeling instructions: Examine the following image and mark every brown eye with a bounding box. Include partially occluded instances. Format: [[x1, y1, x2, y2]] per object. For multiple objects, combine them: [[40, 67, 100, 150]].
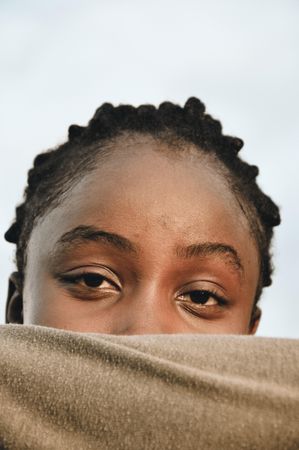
[[177, 289, 226, 307], [188, 290, 217, 305], [59, 271, 120, 291], [81, 273, 106, 287]]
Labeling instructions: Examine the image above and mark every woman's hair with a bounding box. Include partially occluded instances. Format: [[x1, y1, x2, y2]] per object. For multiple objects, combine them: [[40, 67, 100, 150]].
[[4, 97, 280, 304]]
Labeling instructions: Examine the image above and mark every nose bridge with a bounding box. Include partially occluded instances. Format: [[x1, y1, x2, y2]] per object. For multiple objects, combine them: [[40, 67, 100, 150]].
[[117, 281, 176, 335]]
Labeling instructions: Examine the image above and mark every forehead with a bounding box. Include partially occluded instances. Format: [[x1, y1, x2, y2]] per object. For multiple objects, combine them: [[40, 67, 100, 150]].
[[26, 138, 258, 271], [75, 138, 243, 233]]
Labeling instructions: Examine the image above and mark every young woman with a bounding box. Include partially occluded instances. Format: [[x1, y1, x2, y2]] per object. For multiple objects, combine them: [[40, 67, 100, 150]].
[[3, 98, 298, 450], [4, 97, 280, 335]]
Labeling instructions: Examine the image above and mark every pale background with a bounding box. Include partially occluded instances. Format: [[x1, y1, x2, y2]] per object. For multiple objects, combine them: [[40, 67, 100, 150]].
[[0, 0, 298, 337]]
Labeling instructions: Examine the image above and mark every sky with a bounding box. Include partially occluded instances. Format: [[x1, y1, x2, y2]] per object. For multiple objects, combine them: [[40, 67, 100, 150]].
[[0, 0, 298, 337]]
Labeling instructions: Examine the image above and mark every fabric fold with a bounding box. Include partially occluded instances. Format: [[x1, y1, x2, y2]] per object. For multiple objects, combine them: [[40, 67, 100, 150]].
[[0, 324, 298, 450]]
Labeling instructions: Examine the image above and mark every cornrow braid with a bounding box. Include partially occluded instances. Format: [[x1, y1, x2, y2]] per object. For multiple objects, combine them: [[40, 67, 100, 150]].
[[4, 97, 280, 303]]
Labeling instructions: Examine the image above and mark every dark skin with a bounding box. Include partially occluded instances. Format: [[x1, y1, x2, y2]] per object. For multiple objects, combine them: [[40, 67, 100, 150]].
[[6, 137, 262, 334]]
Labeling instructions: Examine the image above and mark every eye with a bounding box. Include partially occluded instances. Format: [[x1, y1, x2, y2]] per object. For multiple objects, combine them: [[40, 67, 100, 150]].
[[179, 290, 217, 305], [59, 271, 120, 291], [177, 289, 228, 308], [79, 273, 114, 288]]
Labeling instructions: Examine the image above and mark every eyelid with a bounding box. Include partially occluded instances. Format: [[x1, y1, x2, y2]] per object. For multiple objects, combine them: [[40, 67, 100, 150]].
[[58, 274, 121, 295], [57, 266, 121, 288], [177, 289, 229, 306], [176, 279, 228, 298]]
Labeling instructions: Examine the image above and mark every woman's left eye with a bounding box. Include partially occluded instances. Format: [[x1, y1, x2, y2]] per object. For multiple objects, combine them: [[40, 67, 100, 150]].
[[177, 290, 225, 307]]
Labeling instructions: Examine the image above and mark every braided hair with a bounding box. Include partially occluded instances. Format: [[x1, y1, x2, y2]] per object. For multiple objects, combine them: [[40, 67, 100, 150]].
[[4, 97, 281, 304]]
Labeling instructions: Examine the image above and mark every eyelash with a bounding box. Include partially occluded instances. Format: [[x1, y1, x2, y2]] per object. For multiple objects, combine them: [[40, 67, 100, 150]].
[[59, 272, 120, 291], [177, 290, 228, 308], [58, 272, 229, 308]]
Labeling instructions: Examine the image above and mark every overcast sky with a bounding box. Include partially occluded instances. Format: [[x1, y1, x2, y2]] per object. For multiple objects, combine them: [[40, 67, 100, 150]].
[[1, 0, 298, 337]]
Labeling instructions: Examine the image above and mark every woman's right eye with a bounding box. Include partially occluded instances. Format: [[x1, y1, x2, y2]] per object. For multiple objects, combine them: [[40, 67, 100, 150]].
[[59, 272, 120, 291]]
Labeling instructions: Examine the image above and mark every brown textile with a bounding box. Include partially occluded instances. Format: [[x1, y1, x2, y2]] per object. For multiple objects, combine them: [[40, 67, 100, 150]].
[[0, 324, 298, 450]]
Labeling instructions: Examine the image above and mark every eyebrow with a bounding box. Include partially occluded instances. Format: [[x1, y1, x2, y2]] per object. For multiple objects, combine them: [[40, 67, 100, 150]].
[[56, 225, 138, 254], [54, 225, 243, 274], [175, 242, 243, 273]]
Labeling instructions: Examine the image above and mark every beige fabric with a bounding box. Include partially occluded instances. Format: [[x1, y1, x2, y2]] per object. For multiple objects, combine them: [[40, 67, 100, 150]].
[[0, 324, 298, 450]]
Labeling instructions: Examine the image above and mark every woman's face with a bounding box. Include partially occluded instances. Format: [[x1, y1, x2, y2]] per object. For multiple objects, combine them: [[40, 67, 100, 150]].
[[18, 137, 261, 334]]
